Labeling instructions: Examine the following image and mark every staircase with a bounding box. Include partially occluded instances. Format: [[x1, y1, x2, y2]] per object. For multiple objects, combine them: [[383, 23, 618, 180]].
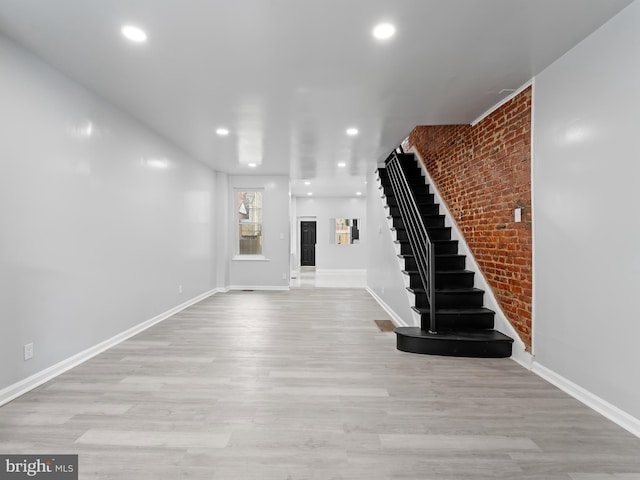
[[377, 151, 513, 358]]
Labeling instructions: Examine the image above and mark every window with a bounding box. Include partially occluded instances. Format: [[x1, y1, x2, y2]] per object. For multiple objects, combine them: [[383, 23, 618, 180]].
[[237, 190, 263, 255], [335, 218, 350, 245], [332, 218, 360, 244]]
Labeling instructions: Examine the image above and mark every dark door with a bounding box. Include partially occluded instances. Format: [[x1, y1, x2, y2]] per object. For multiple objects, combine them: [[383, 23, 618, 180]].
[[300, 221, 316, 266]]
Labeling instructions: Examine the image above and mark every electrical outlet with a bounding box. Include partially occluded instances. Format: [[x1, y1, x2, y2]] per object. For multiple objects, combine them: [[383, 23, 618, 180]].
[[24, 343, 33, 361], [178, 284, 183, 294]]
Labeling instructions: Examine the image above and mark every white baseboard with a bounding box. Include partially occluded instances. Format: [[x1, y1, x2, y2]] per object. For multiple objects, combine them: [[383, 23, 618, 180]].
[[227, 285, 290, 291], [366, 288, 640, 439], [511, 346, 534, 370], [366, 287, 409, 327], [532, 362, 640, 439], [0, 287, 221, 408]]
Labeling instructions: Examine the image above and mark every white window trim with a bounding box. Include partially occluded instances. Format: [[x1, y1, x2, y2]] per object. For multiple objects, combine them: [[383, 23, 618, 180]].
[[235, 188, 265, 257], [232, 255, 269, 261]]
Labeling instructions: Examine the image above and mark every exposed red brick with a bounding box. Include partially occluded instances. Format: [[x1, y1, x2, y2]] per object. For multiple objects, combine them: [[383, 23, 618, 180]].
[[406, 87, 532, 349]]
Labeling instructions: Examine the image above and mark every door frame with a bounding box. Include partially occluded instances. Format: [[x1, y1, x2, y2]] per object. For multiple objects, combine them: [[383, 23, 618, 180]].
[[299, 219, 317, 267], [296, 216, 317, 272]]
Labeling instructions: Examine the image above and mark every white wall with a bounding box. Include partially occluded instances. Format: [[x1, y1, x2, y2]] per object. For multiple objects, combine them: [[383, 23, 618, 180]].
[[533, 0, 640, 424], [365, 170, 415, 326], [295, 196, 366, 270], [0, 35, 218, 395], [228, 175, 290, 288]]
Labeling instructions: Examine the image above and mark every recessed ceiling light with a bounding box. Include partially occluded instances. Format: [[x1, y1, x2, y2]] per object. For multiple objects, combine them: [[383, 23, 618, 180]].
[[346, 127, 359, 136], [307, 192, 313, 196], [121, 25, 147, 43], [356, 192, 362, 196], [248, 163, 257, 168], [216, 127, 230, 136], [338, 162, 347, 168], [304, 181, 311, 185], [373, 23, 396, 40], [145, 158, 169, 170]]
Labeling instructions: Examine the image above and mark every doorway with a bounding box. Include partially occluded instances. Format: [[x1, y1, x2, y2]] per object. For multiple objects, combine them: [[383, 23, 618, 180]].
[[300, 221, 316, 266]]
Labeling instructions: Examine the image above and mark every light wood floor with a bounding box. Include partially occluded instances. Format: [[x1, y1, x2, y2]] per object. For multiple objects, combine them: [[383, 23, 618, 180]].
[[1, 288, 639, 479]]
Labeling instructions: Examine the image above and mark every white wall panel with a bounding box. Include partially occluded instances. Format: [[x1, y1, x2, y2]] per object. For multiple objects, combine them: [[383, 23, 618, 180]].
[[365, 171, 415, 326], [228, 175, 290, 288], [533, 1, 640, 420], [0, 35, 217, 392], [295, 196, 366, 270]]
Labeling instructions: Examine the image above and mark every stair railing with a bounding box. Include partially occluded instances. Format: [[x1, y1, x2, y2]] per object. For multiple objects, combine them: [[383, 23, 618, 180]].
[[385, 148, 437, 333]]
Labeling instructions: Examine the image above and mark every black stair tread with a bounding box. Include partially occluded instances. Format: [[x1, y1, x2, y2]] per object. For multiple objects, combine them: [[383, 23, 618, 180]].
[[411, 306, 495, 315], [395, 239, 458, 251], [402, 269, 474, 275], [395, 327, 513, 343], [392, 225, 449, 231], [400, 253, 465, 259], [408, 286, 485, 295]]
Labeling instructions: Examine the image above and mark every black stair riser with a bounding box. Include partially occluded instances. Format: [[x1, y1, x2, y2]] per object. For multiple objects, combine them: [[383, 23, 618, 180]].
[[385, 193, 433, 207], [378, 167, 427, 189], [388, 204, 440, 217], [386, 192, 435, 204], [397, 156, 424, 173], [419, 204, 440, 216], [407, 177, 427, 189], [436, 271, 475, 288], [407, 274, 424, 289], [380, 187, 391, 196], [416, 312, 495, 330], [390, 217, 404, 229], [417, 194, 435, 204], [394, 216, 445, 228], [396, 330, 512, 358], [424, 216, 445, 228], [426, 227, 451, 241], [433, 240, 459, 255], [405, 271, 474, 289], [435, 255, 466, 270], [386, 205, 401, 216], [393, 229, 409, 241], [394, 227, 451, 242], [400, 255, 417, 270], [396, 240, 460, 256], [412, 290, 485, 309], [402, 255, 467, 272], [401, 166, 424, 177]]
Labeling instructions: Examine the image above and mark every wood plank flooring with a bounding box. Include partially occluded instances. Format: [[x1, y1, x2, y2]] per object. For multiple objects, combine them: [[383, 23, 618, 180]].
[[1, 288, 639, 479]]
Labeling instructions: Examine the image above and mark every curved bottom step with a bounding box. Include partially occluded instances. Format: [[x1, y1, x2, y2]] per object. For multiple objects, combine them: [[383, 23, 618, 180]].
[[395, 327, 513, 358]]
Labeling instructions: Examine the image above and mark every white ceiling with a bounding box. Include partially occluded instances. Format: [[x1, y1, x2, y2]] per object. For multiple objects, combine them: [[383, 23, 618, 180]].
[[0, 0, 633, 196]]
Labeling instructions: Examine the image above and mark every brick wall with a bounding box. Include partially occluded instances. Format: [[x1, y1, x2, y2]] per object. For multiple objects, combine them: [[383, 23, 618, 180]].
[[405, 87, 532, 348]]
